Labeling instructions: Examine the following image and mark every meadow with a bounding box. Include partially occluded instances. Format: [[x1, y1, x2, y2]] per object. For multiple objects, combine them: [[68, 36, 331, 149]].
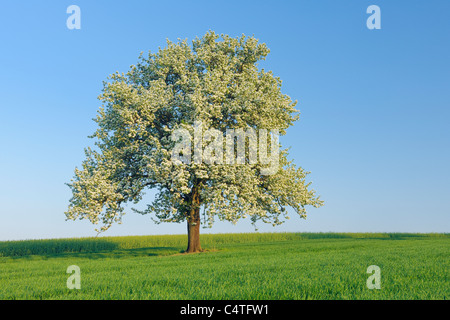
[[0, 232, 448, 300]]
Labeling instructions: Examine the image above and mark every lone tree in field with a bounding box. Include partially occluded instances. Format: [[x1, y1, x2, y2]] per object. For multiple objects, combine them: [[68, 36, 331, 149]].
[[66, 31, 323, 253]]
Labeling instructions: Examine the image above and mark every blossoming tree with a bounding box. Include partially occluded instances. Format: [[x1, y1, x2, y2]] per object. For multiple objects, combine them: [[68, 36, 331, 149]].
[[65, 31, 323, 253]]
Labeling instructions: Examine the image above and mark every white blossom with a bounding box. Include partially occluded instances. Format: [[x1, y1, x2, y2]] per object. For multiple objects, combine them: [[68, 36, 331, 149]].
[[65, 31, 323, 234]]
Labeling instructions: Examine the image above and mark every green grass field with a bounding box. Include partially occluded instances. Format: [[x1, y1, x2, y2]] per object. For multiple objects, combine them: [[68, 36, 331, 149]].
[[0, 233, 448, 300]]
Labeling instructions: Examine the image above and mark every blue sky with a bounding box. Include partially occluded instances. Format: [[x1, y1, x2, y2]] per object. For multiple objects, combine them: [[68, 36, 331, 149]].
[[0, 1, 449, 241]]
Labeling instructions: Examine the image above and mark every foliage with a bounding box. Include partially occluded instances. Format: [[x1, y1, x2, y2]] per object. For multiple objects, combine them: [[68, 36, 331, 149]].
[[65, 30, 323, 235]]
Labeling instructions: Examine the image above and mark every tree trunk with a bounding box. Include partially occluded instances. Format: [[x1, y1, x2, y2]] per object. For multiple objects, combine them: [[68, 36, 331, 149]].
[[186, 182, 202, 253]]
